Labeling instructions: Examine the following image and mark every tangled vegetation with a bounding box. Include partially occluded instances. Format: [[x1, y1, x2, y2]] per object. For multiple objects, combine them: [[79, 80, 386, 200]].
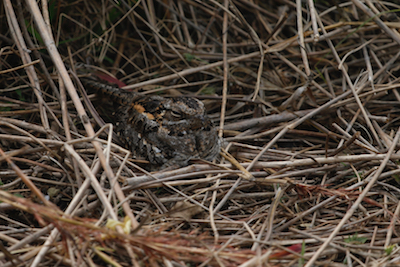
[[1, 0, 400, 266]]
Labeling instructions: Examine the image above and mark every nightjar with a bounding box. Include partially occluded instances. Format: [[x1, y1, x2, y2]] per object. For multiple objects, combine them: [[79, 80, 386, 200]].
[[81, 74, 221, 169]]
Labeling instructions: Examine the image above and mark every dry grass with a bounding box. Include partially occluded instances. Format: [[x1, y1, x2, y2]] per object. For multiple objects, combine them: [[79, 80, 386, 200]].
[[1, 0, 400, 266]]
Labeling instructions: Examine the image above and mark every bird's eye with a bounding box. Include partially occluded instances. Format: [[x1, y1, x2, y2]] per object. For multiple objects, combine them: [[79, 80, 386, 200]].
[[171, 110, 182, 118]]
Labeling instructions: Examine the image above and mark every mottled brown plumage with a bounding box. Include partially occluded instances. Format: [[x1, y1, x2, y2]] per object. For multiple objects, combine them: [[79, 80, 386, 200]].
[[82, 75, 221, 169]]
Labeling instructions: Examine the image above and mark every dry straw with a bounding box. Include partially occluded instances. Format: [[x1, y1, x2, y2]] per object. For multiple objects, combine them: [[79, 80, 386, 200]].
[[2, 0, 400, 266]]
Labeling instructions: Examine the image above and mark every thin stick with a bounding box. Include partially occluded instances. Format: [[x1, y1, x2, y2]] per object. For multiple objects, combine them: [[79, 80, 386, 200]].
[[297, 0, 311, 76], [219, 0, 229, 138], [4, 0, 49, 130], [351, 0, 400, 45], [308, 0, 320, 41]]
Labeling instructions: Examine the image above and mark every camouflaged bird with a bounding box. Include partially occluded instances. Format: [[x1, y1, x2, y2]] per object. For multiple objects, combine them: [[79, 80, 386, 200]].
[[81, 74, 221, 169]]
